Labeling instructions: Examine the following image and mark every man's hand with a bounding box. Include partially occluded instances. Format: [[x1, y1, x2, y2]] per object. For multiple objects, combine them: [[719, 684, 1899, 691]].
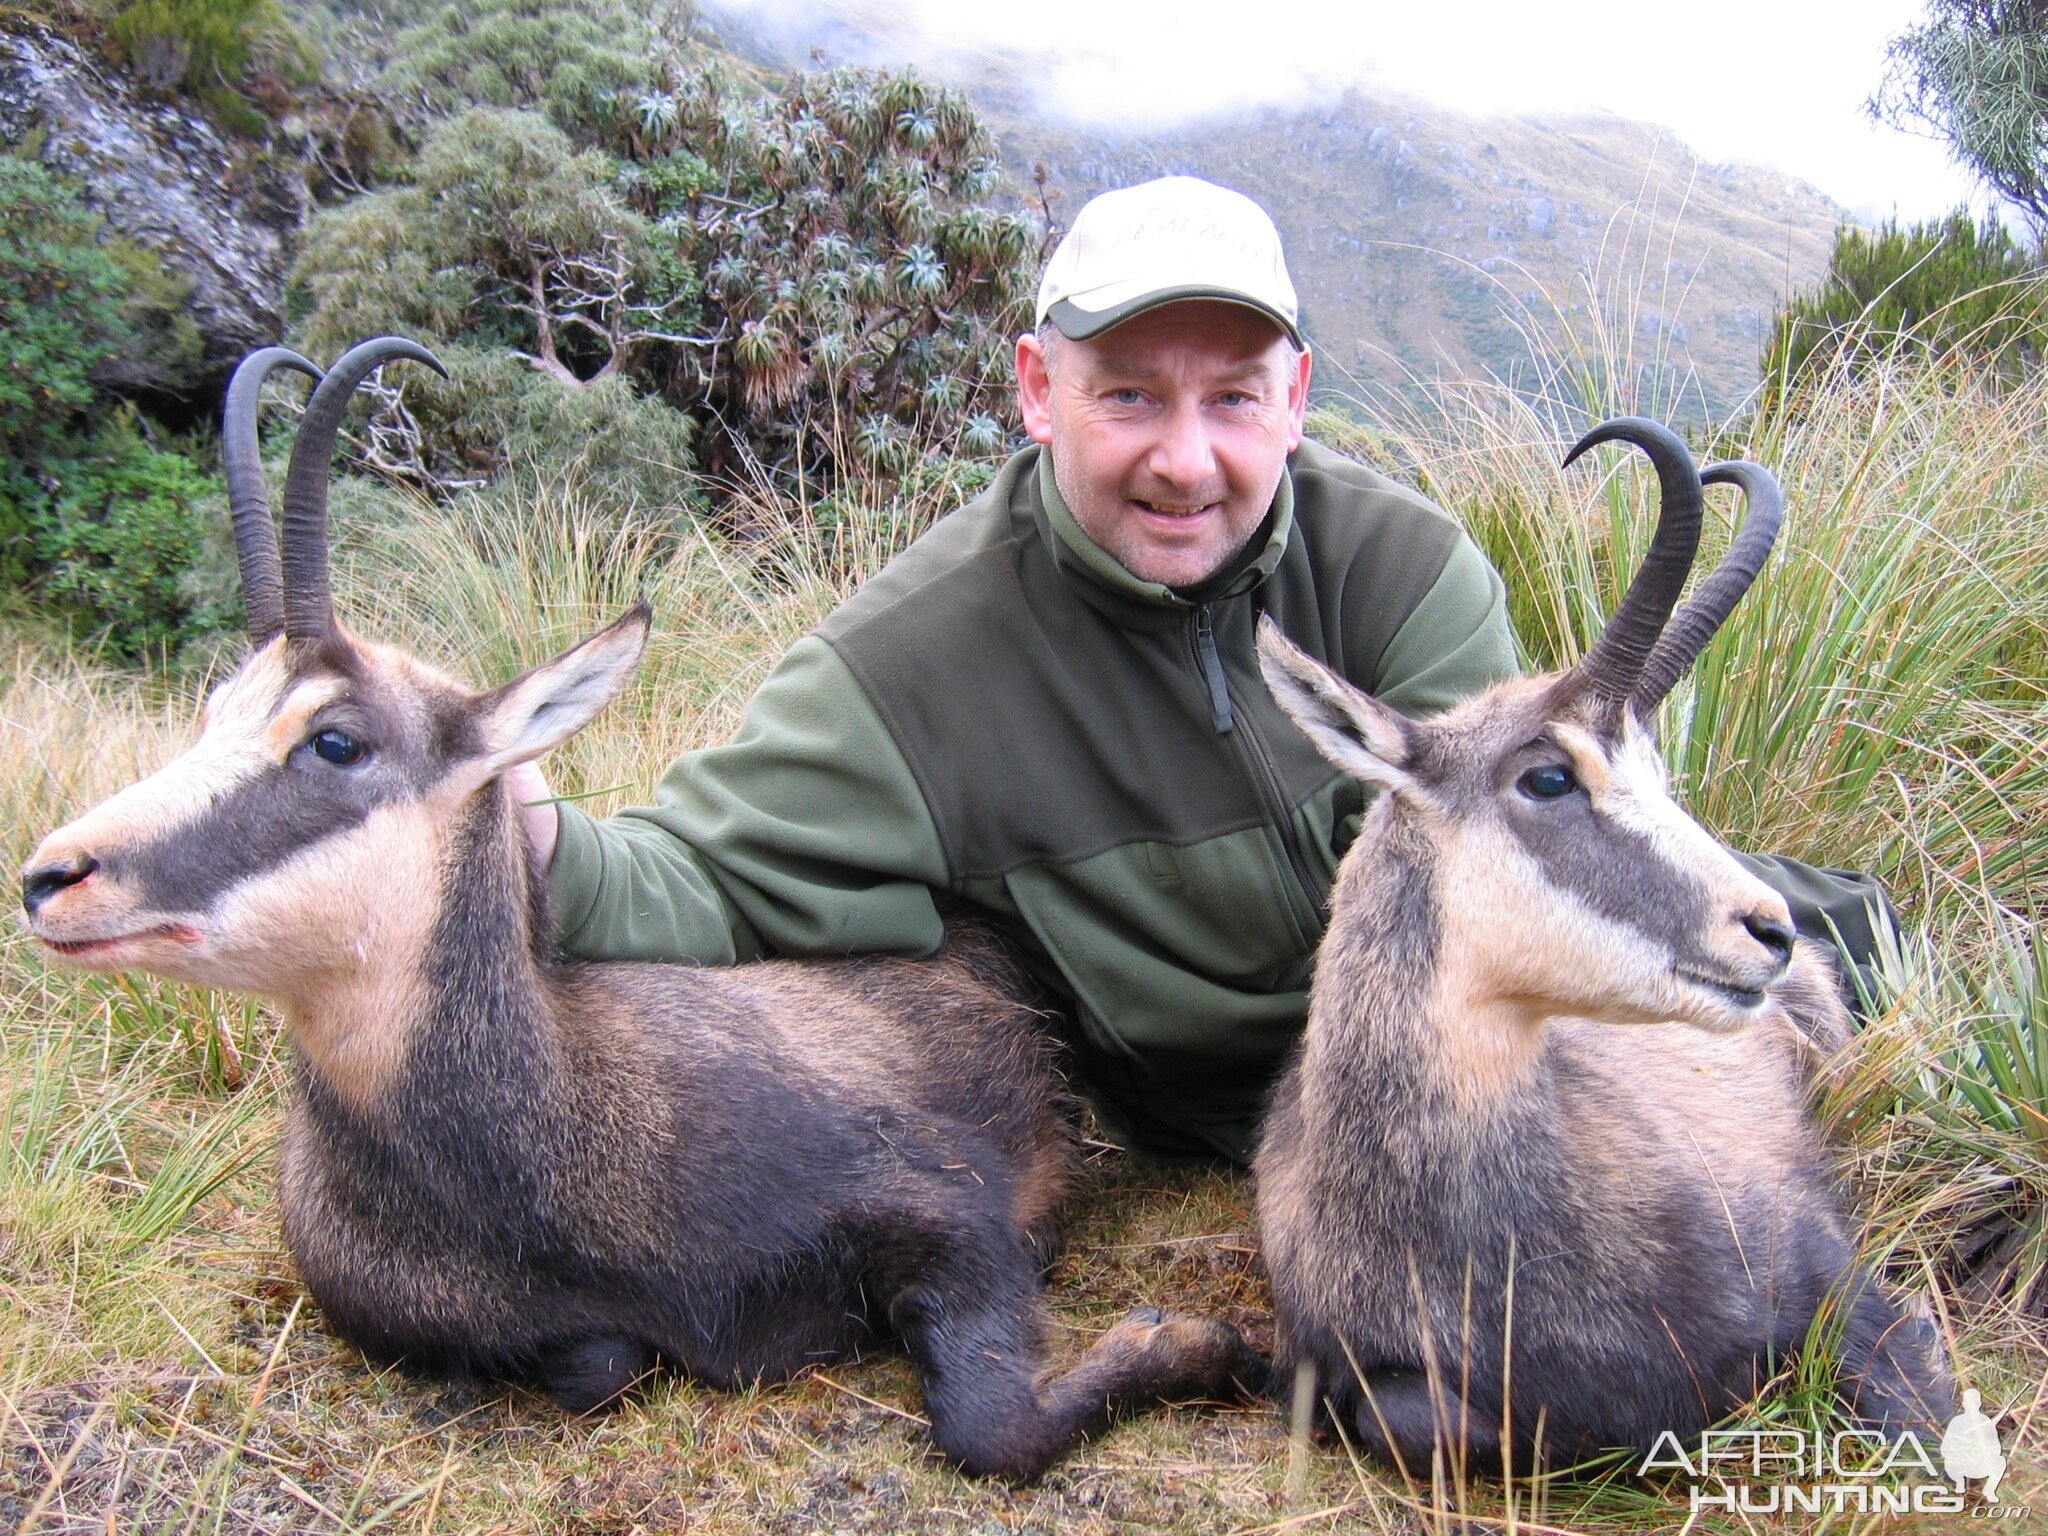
[[507, 761, 560, 872]]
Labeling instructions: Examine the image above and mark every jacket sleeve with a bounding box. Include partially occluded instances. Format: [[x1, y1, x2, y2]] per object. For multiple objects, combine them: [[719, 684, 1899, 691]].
[[548, 635, 950, 964], [1369, 530, 1522, 712]]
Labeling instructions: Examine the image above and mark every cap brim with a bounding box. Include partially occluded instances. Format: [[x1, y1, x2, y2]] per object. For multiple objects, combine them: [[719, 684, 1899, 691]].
[[1047, 288, 1304, 348]]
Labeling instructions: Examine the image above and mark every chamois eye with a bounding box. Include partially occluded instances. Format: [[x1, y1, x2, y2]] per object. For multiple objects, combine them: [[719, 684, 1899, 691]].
[[309, 730, 366, 767], [1517, 763, 1578, 800]]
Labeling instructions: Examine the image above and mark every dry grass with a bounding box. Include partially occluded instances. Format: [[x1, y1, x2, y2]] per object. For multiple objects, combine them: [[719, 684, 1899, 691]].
[[3, 336, 2045, 1530]]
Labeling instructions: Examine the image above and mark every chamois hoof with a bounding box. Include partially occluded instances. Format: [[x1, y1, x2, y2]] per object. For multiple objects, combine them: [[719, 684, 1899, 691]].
[[537, 1335, 658, 1414], [1095, 1306, 1265, 1405]]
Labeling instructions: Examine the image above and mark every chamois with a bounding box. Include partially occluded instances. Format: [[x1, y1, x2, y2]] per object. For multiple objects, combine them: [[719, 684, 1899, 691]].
[[21, 338, 1260, 1481], [1253, 420, 1953, 1471]]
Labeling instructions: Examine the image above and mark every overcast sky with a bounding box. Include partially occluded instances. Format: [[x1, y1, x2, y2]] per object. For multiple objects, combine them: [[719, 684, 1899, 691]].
[[704, 0, 1996, 226]]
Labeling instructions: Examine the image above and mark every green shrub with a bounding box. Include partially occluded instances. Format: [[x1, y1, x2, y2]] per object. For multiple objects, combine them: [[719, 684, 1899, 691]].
[[290, 109, 701, 516], [1761, 211, 2048, 401], [0, 156, 137, 586], [299, 29, 1034, 520], [611, 64, 1033, 495], [32, 417, 225, 657], [105, 0, 311, 132], [1875, 1, 2048, 233], [382, 0, 677, 139], [0, 157, 230, 653], [293, 106, 678, 371]]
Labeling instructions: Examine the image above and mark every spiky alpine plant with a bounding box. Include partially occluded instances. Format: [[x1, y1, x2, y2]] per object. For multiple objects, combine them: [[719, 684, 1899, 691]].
[[607, 63, 1035, 497]]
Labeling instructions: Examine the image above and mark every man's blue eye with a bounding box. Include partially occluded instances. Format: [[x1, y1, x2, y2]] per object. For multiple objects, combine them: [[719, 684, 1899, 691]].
[[310, 730, 366, 766], [1517, 763, 1578, 800]]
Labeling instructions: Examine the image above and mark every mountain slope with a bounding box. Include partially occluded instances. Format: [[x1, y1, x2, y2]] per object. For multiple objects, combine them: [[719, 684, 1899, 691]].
[[996, 92, 1839, 415], [702, 3, 1846, 416]]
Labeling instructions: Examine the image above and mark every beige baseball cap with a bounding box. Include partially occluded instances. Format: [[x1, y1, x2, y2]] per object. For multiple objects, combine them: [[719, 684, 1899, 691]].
[[1035, 176, 1302, 346]]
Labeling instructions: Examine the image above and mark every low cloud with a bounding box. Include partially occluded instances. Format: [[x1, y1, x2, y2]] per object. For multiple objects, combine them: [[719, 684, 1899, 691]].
[[697, 0, 1992, 223]]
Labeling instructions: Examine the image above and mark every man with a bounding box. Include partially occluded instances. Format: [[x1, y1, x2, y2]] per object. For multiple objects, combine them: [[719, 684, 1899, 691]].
[[517, 176, 1889, 1162]]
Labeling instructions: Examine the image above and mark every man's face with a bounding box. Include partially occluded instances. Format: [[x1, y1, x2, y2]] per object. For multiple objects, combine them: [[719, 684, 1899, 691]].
[[1015, 301, 1313, 589]]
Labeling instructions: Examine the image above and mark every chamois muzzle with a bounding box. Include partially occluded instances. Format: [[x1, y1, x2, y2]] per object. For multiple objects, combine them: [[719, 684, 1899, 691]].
[[22, 853, 97, 918], [1559, 417, 1704, 733], [275, 337, 448, 640]]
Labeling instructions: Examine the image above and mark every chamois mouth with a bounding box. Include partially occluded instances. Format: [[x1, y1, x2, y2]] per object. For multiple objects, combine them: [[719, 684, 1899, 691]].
[[36, 922, 203, 962], [1675, 967, 1768, 1013]]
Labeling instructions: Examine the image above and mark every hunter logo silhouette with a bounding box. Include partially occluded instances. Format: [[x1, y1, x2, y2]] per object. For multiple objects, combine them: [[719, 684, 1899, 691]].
[[1941, 1389, 2009, 1501]]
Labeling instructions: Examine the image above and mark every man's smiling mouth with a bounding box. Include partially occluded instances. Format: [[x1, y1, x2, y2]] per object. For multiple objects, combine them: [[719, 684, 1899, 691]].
[[1133, 499, 1216, 519]]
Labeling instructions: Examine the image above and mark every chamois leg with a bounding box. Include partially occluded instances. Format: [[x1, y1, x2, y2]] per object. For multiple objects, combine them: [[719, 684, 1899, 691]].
[[1036, 1304, 1265, 1444], [883, 1222, 1260, 1480], [534, 1333, 660, 1414], [883, 1225, 1068, 1479], [1349, 1368, 1504, 1476], [1832, 1270, 1953, 1436]]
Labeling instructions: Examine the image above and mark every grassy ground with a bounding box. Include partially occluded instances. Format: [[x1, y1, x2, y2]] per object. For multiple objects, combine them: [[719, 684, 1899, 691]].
[[3, 340, 2045, 1532]]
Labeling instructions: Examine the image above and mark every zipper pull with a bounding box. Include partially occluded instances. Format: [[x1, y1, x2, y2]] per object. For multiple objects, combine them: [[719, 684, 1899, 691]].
[[1194, 605, 1235, 735]]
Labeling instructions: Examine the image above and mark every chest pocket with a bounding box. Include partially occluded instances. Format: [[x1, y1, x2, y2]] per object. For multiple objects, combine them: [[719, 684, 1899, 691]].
[[1143, 841, 1185, 887]]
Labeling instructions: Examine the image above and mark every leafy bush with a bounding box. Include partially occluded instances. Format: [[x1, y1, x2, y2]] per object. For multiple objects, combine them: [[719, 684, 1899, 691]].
[[613, 65, 1034, 494], [105, 0, 312, 133], [1875, 0, 2048, 232], [291, 108, 702, 518], [1760, 211, 2048, 400], [0, 156, 134, 578], [0, 157, 225, 654], [299, 106, 684, 382], [297, 53, 1035, 515], [32, 417, 226, 655], [381, 0, 680, 138]]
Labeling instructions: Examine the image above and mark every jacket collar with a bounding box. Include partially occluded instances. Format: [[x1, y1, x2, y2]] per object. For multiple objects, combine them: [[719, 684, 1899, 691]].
[[1030, 449, 1295, 628]]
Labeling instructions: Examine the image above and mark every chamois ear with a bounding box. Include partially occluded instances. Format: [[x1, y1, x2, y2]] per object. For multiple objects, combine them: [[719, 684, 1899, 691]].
[[1255, 616, 1418, 796], [470, 603, 652, 780]]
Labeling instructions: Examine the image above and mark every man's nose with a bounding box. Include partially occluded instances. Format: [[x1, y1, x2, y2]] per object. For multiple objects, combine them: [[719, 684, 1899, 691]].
[[1149, 401, 1217, 490]]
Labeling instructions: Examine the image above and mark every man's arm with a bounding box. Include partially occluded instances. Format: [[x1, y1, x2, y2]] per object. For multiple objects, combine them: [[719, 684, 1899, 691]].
[[545, 635, 950, 964], [1368, 531, 1521, 712]]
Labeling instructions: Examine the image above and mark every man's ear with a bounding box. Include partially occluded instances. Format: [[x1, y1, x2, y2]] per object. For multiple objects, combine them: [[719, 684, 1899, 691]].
[[1285, 344, 1312, 451], [1015, 330, 1055, 445], [1255, 615, 1417, 796], [468, 603, 651, 782]]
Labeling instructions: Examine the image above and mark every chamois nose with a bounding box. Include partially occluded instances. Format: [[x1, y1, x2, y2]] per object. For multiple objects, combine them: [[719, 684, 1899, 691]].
[[22, 854, 98, 917], [1741, 908, 1794, 967]]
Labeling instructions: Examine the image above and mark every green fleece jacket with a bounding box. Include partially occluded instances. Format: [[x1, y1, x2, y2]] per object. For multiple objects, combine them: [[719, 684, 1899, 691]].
[[550, 440, 1892, 1161]]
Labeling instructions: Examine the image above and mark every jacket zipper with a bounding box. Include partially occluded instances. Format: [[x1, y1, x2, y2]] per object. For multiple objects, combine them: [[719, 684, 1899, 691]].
[[1192, 606, 1234, 733], [1189, 604, 1326, 931]]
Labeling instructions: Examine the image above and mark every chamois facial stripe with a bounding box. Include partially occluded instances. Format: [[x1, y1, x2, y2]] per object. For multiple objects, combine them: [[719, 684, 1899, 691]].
[[1512, 789, 1714, 959], [113, 757, 403, 914]]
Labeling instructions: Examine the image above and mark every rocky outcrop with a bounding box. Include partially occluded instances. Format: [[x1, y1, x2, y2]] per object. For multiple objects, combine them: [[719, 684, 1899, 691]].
[[0, 24, 303, 397]]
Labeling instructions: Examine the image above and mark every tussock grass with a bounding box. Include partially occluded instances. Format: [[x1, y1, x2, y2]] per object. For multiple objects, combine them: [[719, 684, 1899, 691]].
[[2, 319, 2044, 1529], [1318, 339, 2048, 926]]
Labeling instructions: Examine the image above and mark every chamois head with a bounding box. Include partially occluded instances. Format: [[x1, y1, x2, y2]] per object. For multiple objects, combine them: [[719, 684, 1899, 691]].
[[1259, 419, 1795, 1035], [21, 339, 650, 1000]]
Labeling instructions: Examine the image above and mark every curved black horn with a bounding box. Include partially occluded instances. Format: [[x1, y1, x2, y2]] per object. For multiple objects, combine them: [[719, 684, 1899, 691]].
[[1631, 459, 1784, 715], [1560, 416, 1705, 727], [223, 347, 322, 643], [279, 336, 448, 640]]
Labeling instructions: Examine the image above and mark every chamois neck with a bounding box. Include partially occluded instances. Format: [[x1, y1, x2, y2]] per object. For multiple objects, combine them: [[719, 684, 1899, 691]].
[[1304, 810, 1547, 1117], [285, 778, 557, 1118]]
